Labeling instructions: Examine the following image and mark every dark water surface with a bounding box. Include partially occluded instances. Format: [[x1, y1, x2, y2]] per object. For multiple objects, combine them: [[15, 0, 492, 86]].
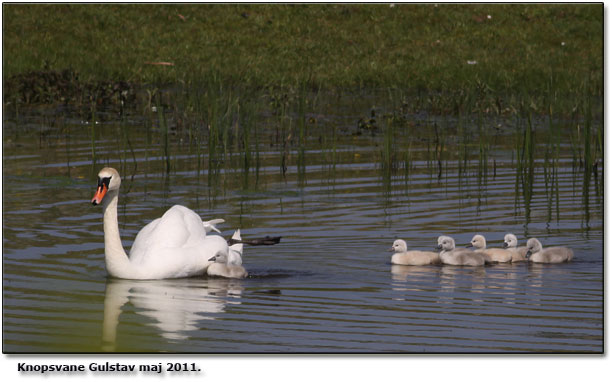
[[2, 97, 603, 353]]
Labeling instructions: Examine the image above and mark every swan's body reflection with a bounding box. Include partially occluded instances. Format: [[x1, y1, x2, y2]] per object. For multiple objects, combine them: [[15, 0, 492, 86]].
[[102, 277, 243, 351]]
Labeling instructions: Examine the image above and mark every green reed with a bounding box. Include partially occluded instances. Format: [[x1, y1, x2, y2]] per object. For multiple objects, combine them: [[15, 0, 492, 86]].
[[89, 101, 97, 172], [433, 122, 445, 180], [581, 85, 593, 227], [476, 113, 489, 183], [296, 87, 307, 187], [514, 110, 535, 225], [237, 93, 258, 190], [155, 97, 171, 174], [403, 129, 413, 186], [544, 78, 561, 222], [62, 120, 71, 177], [456, 113, 469, 177], [380, 116, 396, 188]]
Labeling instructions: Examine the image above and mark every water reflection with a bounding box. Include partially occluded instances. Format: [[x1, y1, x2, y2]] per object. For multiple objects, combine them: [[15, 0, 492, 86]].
[[1, 94, 603, 353], [439, 266, 487, 304], [390, 264, 441, 283], [102, 277, 243, 351], [390, 264, 441, 297]]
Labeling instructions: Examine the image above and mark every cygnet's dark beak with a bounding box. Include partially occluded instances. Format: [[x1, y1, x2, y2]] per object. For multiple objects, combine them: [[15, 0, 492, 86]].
[[502, 242, 509, 248], [208, 256, 217, 262], [466, 243, 473, 248], [436, 244, 442, 250], [388, 247, 395, 252], [525, 250, 532, 258]]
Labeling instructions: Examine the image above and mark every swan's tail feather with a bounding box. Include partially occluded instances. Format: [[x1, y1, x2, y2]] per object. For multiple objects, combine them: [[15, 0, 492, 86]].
[[203, 218, 225, 233], [228, 229, 243, 264], [229, 229, 243, 253]]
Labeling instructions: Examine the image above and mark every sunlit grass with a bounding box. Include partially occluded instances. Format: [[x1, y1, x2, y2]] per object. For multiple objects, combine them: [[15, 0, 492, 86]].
[[3, 3, 602, 105]]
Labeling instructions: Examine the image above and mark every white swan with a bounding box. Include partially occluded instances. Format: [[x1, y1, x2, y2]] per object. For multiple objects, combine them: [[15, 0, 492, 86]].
[[91, 167, 234, 279], [467, 234, 513, 263], [503, 233, 528, 262], [389, 239, 440, 266], [437, 236, 486, 266], [207, 230, 248, 279], [525, 238, 574, 263]]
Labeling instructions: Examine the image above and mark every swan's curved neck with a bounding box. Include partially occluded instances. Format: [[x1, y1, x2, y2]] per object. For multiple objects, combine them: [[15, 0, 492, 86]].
[[102, 190, 138, 278]]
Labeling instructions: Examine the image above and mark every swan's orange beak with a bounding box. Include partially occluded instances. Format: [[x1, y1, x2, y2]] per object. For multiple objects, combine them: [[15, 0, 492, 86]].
[[91, 184, 108, 206]]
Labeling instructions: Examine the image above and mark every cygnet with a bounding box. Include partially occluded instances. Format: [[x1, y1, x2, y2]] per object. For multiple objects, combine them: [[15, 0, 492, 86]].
[[389, 239, 440, 266], [207, 230, 248, 279], [525, 238, 573, 263], [503, 233, 528, 262], [467, 234, 513, 263], [437, 236, 486, 266]]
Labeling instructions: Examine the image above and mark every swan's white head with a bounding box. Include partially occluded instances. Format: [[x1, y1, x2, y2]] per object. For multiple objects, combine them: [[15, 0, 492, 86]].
[[437, 236, 455, 251], [503, 233, 518, 249], [92, 167, 121, 205], [390, 239, 408, 253], [525, 238, 542, 258], [468, 234, 487, 249]]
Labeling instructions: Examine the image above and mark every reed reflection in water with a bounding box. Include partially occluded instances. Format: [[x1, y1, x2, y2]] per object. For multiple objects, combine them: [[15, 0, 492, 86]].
[[2, 94, 603, 353]]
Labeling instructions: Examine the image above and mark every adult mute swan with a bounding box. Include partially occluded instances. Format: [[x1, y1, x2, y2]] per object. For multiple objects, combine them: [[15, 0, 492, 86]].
[[389, 239, 440, 266], [437, 236, 486, 266], [525, 238, 574, 263], [91, 167, 234, 279], [467, 234, 513, 263]]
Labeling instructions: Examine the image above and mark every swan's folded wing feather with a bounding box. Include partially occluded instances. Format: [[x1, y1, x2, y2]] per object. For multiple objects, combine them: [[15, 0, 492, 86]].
[[130, 205, 208, 263]]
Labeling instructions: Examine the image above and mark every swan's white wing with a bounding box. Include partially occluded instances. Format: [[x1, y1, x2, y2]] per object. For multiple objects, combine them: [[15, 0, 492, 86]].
[[203, 218, 225, 233], [130, 205, 207, 263], [227, 229, 243, 265]]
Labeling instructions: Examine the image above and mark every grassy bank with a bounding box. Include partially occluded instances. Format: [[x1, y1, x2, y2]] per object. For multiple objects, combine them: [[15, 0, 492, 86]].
[[2, 4, 602, 101]]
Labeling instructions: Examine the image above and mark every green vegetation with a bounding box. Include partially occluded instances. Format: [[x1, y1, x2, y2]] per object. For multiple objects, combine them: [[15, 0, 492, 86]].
[[2, 4, 603, 222], [3, 3, 602, 110]]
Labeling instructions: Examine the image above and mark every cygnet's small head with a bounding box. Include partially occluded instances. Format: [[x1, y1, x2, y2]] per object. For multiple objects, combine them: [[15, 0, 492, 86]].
[[503, 233, 518, 249], [468, 234, 487, 249], [209, 252, 228, 264], [525, 238, 542, 258], [91, 167, 121, 206], [390, 239, 408, 253], [437, 236, 455, 251]]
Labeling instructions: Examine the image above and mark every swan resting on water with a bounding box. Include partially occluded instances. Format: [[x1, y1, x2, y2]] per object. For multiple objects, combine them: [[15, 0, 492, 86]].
[[437, 236, 486, 266], [389, 239, 440, 266], [91, 167, 246, 279]]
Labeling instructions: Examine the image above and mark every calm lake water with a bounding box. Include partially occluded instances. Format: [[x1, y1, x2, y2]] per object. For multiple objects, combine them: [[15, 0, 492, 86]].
[[2, 93, 603, 353]]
